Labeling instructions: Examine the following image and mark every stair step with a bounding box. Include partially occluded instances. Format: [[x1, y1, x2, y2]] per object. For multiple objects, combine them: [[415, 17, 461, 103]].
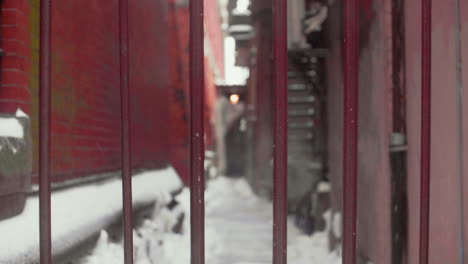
[[288, 121, 314, 129], [288, 83, 308, 91], [288, 70, 318, 78], [288, 133, 314, 141], [288, 108, 315, 117], [288, 96, 315, 104], [289, 48, 329, 58]]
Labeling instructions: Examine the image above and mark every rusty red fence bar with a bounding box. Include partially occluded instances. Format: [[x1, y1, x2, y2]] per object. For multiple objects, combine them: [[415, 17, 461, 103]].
[[343, 0, 359, 263], [39, 0, 52, 262], [189, 0, 205, 263], [272, 0, 288, 263], [454, 0, 465, 261], [419, 0, 431, 263], [119, 0, 134, 262]]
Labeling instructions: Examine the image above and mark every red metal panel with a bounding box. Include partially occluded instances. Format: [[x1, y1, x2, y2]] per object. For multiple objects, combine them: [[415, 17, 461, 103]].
[[26, 0, 173, 184], [190, 0, 205, 263], [46, 1, 121, 183], [343, 1, 359, 264], [129, 0, 170, 171], [272, 0, 288, 262], [419, 0, 431, 263], [39, 0, 52, 262]]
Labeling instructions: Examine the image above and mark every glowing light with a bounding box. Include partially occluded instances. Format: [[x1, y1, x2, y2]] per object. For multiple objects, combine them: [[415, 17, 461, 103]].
[[230, 94, 240, 104]]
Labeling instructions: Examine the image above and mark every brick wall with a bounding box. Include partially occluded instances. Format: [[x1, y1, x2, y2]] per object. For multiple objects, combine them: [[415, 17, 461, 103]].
[[0, 0, 32, 114]]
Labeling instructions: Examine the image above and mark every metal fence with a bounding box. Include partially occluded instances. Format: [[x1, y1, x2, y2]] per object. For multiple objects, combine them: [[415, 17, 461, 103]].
[[37, 0, 432, 263]]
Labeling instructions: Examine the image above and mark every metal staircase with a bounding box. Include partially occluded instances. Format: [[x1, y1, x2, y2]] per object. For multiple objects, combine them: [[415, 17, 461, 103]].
[[287, 48, 329, 233]]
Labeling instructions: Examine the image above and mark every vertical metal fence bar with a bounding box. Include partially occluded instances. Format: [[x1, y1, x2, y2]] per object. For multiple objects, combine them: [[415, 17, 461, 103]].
[[189, 0, 205, 263], [343, 0, 359, 263], [454, 0, 465, 261], [119, 0, 133, 262], [419, 0, 431, 263], [39, 0, 52, 263], [272, 0, 288, 262]]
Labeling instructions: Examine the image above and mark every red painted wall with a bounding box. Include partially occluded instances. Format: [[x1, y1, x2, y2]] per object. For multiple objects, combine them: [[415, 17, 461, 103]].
[[43, 0, 222, 184], [326, 0, 468, 263], [129, 0, 170, 170], [49, 1, 122, 181], [405, 1, 468, 263], [0, 0, 223, 220], [326, 0, 392, 262]]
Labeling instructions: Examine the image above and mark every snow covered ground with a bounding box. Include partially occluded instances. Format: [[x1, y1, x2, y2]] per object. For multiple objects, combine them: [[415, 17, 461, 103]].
[[82, 176, 342, 264], [0, 168, 182, 264]]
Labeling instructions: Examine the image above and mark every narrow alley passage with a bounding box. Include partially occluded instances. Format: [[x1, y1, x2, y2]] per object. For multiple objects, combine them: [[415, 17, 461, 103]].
[[81, 175, 341, 264], [202, 177, 340, 264]]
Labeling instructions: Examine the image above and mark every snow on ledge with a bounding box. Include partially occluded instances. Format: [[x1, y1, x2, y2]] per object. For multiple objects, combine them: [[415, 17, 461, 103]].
[[0, 118, 23, 138], [0, 167, 183, 264], [0, 108, 29, 139]]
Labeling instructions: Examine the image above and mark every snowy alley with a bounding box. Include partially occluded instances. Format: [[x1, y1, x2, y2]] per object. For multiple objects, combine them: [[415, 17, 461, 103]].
[[1, 0, 459, 262], [80, 176, 341, 264]]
